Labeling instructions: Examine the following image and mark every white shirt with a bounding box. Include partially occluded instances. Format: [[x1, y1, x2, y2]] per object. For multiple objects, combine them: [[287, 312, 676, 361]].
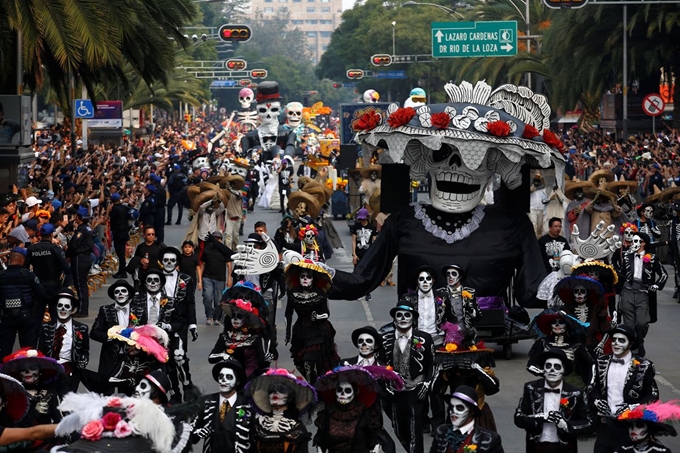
[[417, 291, 437, 336], [147, 293, 161, 325], [357, 356, 376, 366], [397, 328, 412, 353], [57, 319, 73, 363], [539, 382, 563, 443], [197, 201, 225, 239], [607, 352, 632, 414], [164, 271, 178, 298], [219, 393, 238, 414], [633, 252, 644, 281], [530, 188, 548, 212], [116, 304, 130, 327], [458, 420, 475, 436]]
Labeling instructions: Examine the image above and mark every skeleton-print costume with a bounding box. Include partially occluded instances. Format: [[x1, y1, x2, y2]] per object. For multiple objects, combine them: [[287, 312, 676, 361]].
[[635, 204, 661, 243], [237, 87, 259, 132], [553, 275, 608, 349]]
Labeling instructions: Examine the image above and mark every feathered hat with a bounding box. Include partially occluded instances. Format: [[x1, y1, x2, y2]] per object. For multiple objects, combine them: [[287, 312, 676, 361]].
[[107, 325, 170, 363], [315, 365, 402, 408], [1, 347, 65, 384], [617, 400, 680, 437], [245, 368, 317, 414]]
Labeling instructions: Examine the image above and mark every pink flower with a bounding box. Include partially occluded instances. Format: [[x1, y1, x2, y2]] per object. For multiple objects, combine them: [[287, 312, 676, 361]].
[[107, 397, 122, 407], [81, 420, 104, 441], [114, 420, 133, 438], [102, 412, 122, 431]]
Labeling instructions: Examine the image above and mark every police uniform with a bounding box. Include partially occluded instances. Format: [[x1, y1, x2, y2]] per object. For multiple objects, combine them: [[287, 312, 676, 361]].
[[67, 222, 94, 316], [139, 192, 157, 229], [27, 238, 72, 323]]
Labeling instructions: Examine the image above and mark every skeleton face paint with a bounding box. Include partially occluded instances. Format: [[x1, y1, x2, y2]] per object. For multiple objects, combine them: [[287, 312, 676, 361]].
[[629, 421, 649, 442], [218, 368, 238, 394], [446, 268, 461, 287], [573, 285, 587, 304], [544, 358, 565, 385], [394, 310, 414, 330], [643, 207, 654, 219], [357, 333, 376, 357], [56, 297, 74, 321], [145, 274, 162, 294], [630, 235, 643, 252], [300, 271, 313, 288], [417, 271, 433, 293], [370, 171, 378, 181], [611, 333, 631, 357], [551, 318, 566, 335], [286, 102, 303, 128], [336, 381, 355, 405], [449, 397, 472, 428], [113, 287, 130, 306], [574, 189, 584, 200], [134, 378, 152, 399], [239, 88, 254, 109], [162, 253, 177, 273], [623, 227, 635, 243], [269, 388, 289, 408], [258, 102, 281, 128], [619, 186, 629, 196], [20, 366, 40, 385], [304, 229, 316, 245], [295, 202, 308, 218], [231, 312, 245, 329]]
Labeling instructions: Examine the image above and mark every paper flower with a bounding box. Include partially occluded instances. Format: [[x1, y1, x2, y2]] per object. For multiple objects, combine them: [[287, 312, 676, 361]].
[[620, 222, 638, 234], [75, 331, 83, 340], [107, 397, 122, 408], [387, 107, 417, 128], [642, 254, 652, 263], [445, 343, 458, 352], [82, 420, 104, 441], [469, 345, 478, 351], [463, 445, 478, 452], [633, 359, 641, 366], [102, 412, 122, 431], [160, 298, 168, 307], [431, 112, 451, 130], [113, 420, 132, 438], [487, 121, 511, 137], [542, 129, 564, 151], [353, 111, 382, 131], [412, 338, 423, 349], [129, 314, 139, 326], [436, 297, 443, 306], [522, 124, 540, 139], [461, 290, 473, 299], [560, 397, 569, 408]]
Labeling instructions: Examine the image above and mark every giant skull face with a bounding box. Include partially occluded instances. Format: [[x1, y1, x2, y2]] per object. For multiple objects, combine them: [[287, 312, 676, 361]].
[[573, 285, 587, 304], [192, 156, 209, 171], [630, 234, 643, 253], [145, 274, 162, 294], [394, 310, 414, 330], [417, 271, 433, 293], [162, 253, 177, 273], [20, 365, 40, 385], [113, 286, 131, 306], [239, 88, 255, 109], [449, 397, 472, 428], [611, 333, 631, 357], [286, 102, 303, 128], [336, 381, 355, 405], [543, 358, 565, 385], [356, 333, 376, 357], [217, 367, 238, 394], [623, 227, 636, 243], [258, 101, 281, 128], [134, 378, 152, 399], [56, 297, 75, 321]]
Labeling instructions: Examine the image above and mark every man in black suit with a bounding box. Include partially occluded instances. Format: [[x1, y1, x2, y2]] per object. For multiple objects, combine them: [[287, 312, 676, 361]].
[[341, 326, 384, 367], [38, 288, 89, 392], [431, 385, 504, 453], [591, 325, 659, 453], [618, 232, 667, 356], [192, 360, 251, 453], [109, 193, 130, 278], [138, 269, 185, 336], [378, 299, 434, 453], [514, 348, 592, 453]]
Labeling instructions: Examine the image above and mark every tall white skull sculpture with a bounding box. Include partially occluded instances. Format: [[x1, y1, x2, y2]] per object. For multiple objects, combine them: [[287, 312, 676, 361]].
[[286, 102, 303, 128], [239, 88, 255, 109]]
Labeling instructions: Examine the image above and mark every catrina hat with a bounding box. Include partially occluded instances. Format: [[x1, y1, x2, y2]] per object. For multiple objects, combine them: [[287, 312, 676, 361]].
[[617, 400, 680, 437], [246, 368, 317, 414], [355, 81, 566, 186], [570, 260, 618, 290], [107, 325, 169, 363], [221, 297, 268, 329], [554, 275, 604, 306], [288, 190, 320, 219], [0, 373, 30, 422], [530, 309, 578, 337], [315, 366, 396, 408], [1, 347, 65, 384], [284, 259, 333, 292], [565, 180, 596, 200]]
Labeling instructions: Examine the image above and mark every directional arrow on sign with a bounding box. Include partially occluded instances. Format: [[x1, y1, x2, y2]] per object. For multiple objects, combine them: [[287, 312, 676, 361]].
[[435, 30, 444, 43], [501, 43, 513, 52]]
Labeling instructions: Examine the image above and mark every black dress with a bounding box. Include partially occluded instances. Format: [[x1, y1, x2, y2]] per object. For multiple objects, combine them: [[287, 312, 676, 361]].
[[314, 400, 383, 453]]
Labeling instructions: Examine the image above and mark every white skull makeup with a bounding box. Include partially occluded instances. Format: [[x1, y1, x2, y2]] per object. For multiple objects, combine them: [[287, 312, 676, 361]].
[[145, 274, 162, 294], [643, 206, 654, 219], [446, 268, 461, 287], [417, 271, 434, 293], [134, 378, 152, 399], [258, 102, 281, 128], [286, 102, 303, 128], [551, 318, 566, 335], [573, 285, 587, 304], [630, 235, 643, 253], [449, 397, 472, 428], [162, 253, 177, 273], [394, 310, 414, 330], [192, 156, 209, 171], [623, 227, 635, 243], [269, 387, 289, 408], [56, 297, 74, 321], [628, 421, 649, 442], [231, 312, 245, 329], [300, 271, 313, 288], [304, 229, 316, 244], [218, 367, 238, 394], [113, 287, 130, 306], [336, 381, 355, 405], [357, 333, 376, 357], [544, 358, 565, 385], [231, 165, 248, 178], [370, 171, 378, 181], [20, 365, 40, 385], [611, 333, 631, 357], [239, 88, 254, 109]]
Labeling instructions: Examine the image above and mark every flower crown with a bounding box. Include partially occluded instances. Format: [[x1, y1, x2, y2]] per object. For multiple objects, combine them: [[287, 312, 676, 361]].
[[298, 224, 319, 240], [620, 222, 638, 234]]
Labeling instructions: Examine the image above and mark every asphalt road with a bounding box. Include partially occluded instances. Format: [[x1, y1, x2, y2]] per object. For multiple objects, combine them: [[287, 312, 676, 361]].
[[80, 200, 680, 453]]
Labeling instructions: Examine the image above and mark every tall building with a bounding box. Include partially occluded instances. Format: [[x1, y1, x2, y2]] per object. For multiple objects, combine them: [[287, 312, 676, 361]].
[[248, 0, 343, 63]]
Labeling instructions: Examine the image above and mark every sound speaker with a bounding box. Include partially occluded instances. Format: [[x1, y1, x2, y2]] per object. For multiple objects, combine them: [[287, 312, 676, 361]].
[[337, 145, 358, 171], [380, 163, 411, 214]]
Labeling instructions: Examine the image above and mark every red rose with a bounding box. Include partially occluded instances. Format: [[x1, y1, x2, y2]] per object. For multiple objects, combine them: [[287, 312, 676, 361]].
[[102, 412, 122, 431], [81, 420, 104, 441], [487, 121, 511, 137], [522, 124, 540, 139], [107, 397, 122, 407], [387, 107, 417, 128], [542, 129, 565, 151], [353, 111, 381, 131], [431, 112, 451, 130]]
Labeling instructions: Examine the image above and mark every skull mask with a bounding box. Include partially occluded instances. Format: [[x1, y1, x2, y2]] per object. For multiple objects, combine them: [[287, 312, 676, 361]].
[[336, 381, 355, 405], [303, 229, 316, 245], [231, 312, 245, 329], [356, 333, 376, 357], [239, 88, 254, 109], [217, 367, 238, 394], [295, 202, 308, 218], [623, 227, 635, 243], [551, 318, 566, 335], [628, 421, 649, 443], [573, 285, 587, 304], [611, 333, 631, 357], [113, 286, 130, 306], [643, 206, 654, 219], [56, 297, 74, 321], [449, 397, 472, 428], [286, 102, 303, 128], [162, 253, 177, 273], [394, 310, 414, 330], [630, 235, 643, 253], [446, 268, 461, 287], [370, 171, 378, 182], [20, 365, 40, 385], [230, 165, 248, 178], [417, 271, 433, 293], [543, 358, 565, 385], [134, 378, 152, 399], [257, 102, 281, 129], [145, 274, 162, 294], [299, 271, 313, 288], [192, 156, 209, 171]]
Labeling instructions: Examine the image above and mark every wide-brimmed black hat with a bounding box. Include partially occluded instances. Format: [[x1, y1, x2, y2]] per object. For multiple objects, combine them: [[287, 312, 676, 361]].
[[538, 347, 573, 376], [445, 385, 481, 416], [351, 326, 383, 350], [108, 280, 135, 300], [212, 359, 246, 389], [389, 299, 419, 319], [159, 246, 182, 263], [612, 324, 638, 351]]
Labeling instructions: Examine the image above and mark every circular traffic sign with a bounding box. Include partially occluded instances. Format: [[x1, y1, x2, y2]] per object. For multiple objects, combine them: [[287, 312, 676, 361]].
[[642, 93, 665, 117], [219, 107, 226, 114]]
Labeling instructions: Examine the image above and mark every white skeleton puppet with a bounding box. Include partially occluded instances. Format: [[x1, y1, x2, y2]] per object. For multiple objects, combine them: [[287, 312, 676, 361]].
[[285, 102, 304, 131], [237, 87, 259, 131]]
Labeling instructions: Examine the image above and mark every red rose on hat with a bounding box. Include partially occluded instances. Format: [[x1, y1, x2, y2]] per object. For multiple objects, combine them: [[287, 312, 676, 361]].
[[522, 124, 540, 139], [102, 412, 122, 431], [431, 112, 451, 130], [353, 111, 382, 131], [542, 129, 565, 151], [487, 121, 511, 137], [81, 420, 104, 441], [387, 107, 416, 128]]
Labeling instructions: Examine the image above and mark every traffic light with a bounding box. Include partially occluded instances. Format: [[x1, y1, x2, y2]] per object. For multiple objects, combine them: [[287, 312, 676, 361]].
[[250, 69, 268, 79], [332, 83, 342, 89], [239, 79, 252, 86], [226, 59, 246, 70], [371, 54, 392, 66], [218, 24, 252, 42], [346, 69, 364, 80]]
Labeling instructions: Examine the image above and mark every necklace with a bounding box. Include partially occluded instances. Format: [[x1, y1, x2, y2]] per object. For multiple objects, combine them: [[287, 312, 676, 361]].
[[413, 203, 484, 244]]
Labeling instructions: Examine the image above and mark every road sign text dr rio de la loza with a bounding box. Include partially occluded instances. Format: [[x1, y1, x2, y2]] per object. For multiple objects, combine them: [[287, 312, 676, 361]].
[[432, 21, 518, 58]]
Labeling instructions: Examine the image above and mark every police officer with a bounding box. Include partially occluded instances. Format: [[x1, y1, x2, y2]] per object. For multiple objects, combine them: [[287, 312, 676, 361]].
[[152, 174, 166, 243], [67, 206, 94, 318], [139, 183, 157, 230], [27, 223, 71, 326], [109, 193, 130, 278], [0, 247, 48, 358]]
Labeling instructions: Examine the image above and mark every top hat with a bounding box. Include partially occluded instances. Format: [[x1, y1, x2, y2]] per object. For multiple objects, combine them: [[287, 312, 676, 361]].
[[351, 326, 383, 350], [389, 298, 419, 319], [538, 347, 573, 376], [256, 81, 283, 104], [446, 385, 482, 416]]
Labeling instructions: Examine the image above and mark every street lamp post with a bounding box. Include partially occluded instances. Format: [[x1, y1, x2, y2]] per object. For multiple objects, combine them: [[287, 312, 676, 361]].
[[392, 21, 396, 57], [401, 1, 465, 18]]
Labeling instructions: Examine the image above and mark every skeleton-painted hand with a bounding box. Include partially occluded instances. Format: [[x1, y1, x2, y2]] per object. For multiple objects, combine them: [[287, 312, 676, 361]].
[[371, 444, 384, 453], [231, 240, 279, 276], [190, 325, 198, 341], [310, 311, 328, 321], [610, 311, 618, 329], [548, 412, 569, 431], [158, 322, 172, 332], [417, 381, 430, 400], [194, 426, 213, 439], [572, 221, 620, 260], [264, 351, 274, 362], [649, 284, 659, 293], [594, 399, 610, 416], [615, 403, 639, 416], [527, 365, 544, 376]]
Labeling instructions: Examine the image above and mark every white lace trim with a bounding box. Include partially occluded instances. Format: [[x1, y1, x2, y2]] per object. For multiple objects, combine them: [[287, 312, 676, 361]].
[[412, 203, 485, 244]]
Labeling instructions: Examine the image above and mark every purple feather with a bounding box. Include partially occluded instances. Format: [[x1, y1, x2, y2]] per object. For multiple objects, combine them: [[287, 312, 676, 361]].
[[441, 322, 465, 345]]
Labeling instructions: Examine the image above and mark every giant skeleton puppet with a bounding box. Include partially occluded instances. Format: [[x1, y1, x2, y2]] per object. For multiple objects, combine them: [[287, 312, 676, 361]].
[[237, 87, 259, 132], [240, 82, 297, 161]]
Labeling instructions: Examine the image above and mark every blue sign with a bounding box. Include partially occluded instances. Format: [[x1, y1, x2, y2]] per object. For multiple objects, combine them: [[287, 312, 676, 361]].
[[342, 82, 357, 88], [74, 99, 94, 119], [375, 70, 407, 79], [211, 80, 237, 88]]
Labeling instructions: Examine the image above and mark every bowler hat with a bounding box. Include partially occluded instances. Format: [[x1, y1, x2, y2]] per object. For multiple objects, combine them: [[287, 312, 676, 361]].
[[212, 359, 246, 389], [389, 298, 419, 319], [612, 324, 638, 350], [351, 326, 383, 350], [108, 280, 135, 300], [538, 347, 573, 376], [446, 385, 482, 416]]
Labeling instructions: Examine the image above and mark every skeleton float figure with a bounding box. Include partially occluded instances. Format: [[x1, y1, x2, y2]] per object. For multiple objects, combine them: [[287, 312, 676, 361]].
[[237, 87, 259, 132]]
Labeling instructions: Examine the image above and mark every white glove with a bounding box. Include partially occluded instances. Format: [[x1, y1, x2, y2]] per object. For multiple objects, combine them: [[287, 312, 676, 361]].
[[527, 365, 544, 375], [548, 412, 569, 431], [158, 322, 172, 332], [194, 426, 212, 439], [649, 285, 659, 292], [371, 445, 384, 453]]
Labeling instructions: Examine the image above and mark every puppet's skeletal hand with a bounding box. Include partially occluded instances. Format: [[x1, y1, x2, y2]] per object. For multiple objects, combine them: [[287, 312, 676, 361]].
[[572, 222, 619, 260], [232, 240, 279, 275], [371, 445, 384, 453]]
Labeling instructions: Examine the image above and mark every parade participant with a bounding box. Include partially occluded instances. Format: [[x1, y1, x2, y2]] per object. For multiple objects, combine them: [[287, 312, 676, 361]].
[[441, 263, 481, 348], [351, 209, 377, 301], [341, 326, 384, 366], [166, 164, 187, 225], [37, 289, 89, 392], [134, 369, 172, 406], [612, 222, 638, 294], [575, 185, 629, 241], [538, 218, 571, 273], [514, 348, 591, 453], [67, 206, 94, 317], [224, 174, 246, 251], [284, 260, 339, 384], [246, 368, 316, 453], [151, 174, 167, 243], [288, 190, 319, 231], [109, 193, 131, 278], [570, 260, 620, 341], [591, 325, 659, 453], [193, 359, 251, 452], [378, 299, 434, 453], [139, 183, 157, 229], [0, 247, 47, 358], [201, 232, 234, 325], [564, 180, 594, 243], [278, 156, 295, 213], [128, 226, 165, 286], [635, 204, 661, 243], [529, 171, 548, 237], [618, 232, 667, 356], [613, 401, 680, 453], [430, 385, 504, 453], [138, 268, 185, 339], [553, 275, 608, 348], [287, 224, 325, 263], [1, 348, 65, 425], [609, 179, 638, 220], [358, 165, 381, 207]]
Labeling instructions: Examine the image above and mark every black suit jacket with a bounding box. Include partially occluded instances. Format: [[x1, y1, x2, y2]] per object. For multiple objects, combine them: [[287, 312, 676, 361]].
[[430, 424, 504, 453], [240, 126, 296, 159], [38, 320, 89, 369], [134, 289, 186, 334], [90, 301, 147, 375], [192, 392, 251, 453], [378, 326, 434, 383], [165, 271, 196, 332], [621, 250, 668, 289], [591, 354, 659, 408], [402, 290, 450, 330]]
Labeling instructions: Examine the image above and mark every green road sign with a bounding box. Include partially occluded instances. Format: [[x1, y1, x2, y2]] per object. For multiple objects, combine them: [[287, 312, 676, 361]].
[[432, 21, 517, 58]]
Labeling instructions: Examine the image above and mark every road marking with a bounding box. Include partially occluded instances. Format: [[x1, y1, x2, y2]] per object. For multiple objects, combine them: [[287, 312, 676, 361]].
[[657, 374, 680, 396], [361, 299, 375, 327]]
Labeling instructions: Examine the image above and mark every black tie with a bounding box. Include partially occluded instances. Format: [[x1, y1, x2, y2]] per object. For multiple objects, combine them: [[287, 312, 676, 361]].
[[544, 388, 561, 393], [54, 325, 66, 356], [611, 358, 625, 365], [448, 429, 467, 450]]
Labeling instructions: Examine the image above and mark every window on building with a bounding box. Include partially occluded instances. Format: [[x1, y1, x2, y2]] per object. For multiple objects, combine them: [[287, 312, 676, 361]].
[[264, 0, 272, 3], [319, 19, 332, 23], [320, 7, 330, 12], [291, 19, 303, 24], [321, 0, 330, 3], [319, 31, 331, 37], [264, 6, 274, 12], [307, 31, 317, 37], [305, 19, 318, 24], [322, 45, 328, 50], [306, 6, 315, 11]]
